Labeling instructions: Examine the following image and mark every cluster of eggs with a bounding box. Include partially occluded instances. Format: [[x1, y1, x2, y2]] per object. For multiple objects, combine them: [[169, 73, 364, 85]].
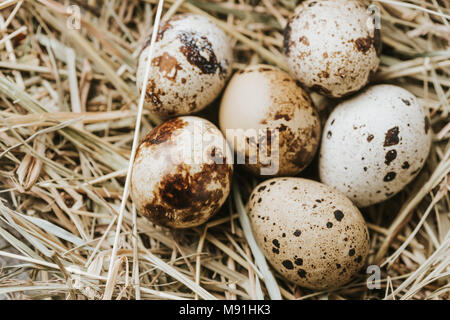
[[131, 0, 432, 291]]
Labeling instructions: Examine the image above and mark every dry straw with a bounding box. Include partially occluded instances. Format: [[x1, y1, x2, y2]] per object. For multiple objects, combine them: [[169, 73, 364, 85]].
[[103, 0, 165, 301], [0, 0, 449, 300]]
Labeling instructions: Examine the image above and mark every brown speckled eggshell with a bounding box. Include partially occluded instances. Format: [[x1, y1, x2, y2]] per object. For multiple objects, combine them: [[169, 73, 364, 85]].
[[248, 177, 370, 290], [219, 64, 321, 176], [131, 116, 233, 228], [137, 14, 233, 118], [284, 0, 380, 98]]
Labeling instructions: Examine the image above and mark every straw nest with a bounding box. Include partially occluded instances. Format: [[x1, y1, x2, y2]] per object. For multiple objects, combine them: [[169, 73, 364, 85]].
[[0, 0, 449, 300]]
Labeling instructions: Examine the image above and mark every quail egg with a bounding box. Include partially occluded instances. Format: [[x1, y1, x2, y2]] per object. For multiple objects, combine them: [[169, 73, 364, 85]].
[[319, 84, 432, 207], [131, 116, 233, 228], [248, 177, 370, 290], [137, 14, 233, 118], [219, 64, 321, 176], [283, 0, 381, 98]]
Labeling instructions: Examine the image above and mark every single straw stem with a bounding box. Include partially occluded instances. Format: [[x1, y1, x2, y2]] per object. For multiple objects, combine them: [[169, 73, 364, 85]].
[[232, 181, 282, 300], [103, 0, 165, 300]]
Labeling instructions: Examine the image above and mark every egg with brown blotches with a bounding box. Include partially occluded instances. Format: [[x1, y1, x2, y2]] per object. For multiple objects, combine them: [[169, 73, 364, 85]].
[[131, 116, 233, 228], [219, 64, 321, 177], [283, 0, 380, 98], [248, 177, 370, 290], [319, 84, 432, 207], [137, 14, 233, 118]]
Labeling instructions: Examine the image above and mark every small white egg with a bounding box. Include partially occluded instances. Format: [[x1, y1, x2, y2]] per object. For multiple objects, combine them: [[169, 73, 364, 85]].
[[219, 64, 321, 176], [319, 84, 432, 207], [137, 14, 233, 118], [248, 177, 370, 290], [131, 116, 233, 228], [283, 0, 380, 98]]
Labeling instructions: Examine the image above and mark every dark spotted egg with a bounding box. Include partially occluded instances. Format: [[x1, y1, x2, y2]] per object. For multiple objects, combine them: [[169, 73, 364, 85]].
[[319, 84, 432, 207], [131, 116, 233, 228], [248, 177, 369, 290], [283, 0, 380, 98], [137, 14, 233, 118]]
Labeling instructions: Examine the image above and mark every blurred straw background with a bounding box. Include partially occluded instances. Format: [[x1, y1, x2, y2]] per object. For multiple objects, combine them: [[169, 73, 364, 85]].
[[0, 0, 449, 300]]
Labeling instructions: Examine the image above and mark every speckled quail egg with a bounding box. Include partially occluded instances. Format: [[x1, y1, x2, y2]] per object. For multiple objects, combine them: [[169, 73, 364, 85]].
[[137, 14, 233, 118], [248, 177, 370, 290], [319, 84, 432, 208], [283, 0, 381, 98], [219, 64, 321, 176], [131, 116, 233, 228]]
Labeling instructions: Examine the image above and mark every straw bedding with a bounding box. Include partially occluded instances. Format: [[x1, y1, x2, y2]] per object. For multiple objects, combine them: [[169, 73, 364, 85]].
[[0, 0, 448, 300]]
